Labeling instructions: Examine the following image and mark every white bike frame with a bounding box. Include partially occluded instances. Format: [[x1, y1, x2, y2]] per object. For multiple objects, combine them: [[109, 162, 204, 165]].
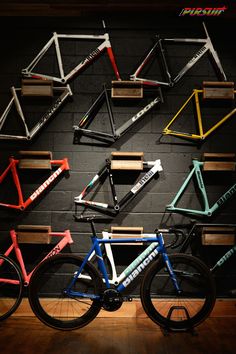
[[21, 23, 121, 84]]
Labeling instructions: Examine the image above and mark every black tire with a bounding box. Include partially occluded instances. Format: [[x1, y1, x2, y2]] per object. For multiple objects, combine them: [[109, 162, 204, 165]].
[[28, 254, 103, 330], [0, 254, 23, 320], [140, 254, 216, 331]]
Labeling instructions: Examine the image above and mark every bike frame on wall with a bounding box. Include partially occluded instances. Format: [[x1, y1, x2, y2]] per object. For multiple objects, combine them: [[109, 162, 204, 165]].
[[21, 21, 121, 83], [74, 158, 163, 217], [130, 22, 227, 87], [73, 84, 163, 144], [1, 227, 74, 286], [0, 154, 69, 211], [162, 88, 236, 141], [0, 85, 72, 141], [166, 159, 236, 217]]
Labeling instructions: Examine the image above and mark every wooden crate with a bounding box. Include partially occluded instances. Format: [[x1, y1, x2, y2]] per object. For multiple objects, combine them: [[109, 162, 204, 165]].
[[111, 81, 143, 98], [202, 153, 236, 171], [18, 150, 52, 169], [111, 152, 144, 170], [16, 225, 52, 244], [21, 79, 53, 97], [201, 226, 236, 245], [110, 226, 144, 245], [203, 81, 235, 100]]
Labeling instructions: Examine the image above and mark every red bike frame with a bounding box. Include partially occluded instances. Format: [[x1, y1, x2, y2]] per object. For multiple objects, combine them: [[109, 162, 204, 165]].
[[0, 156, 69, 210]]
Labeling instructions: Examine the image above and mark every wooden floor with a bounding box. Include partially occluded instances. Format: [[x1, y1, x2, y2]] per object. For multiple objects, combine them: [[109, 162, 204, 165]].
[[0, 316, 236, 354]]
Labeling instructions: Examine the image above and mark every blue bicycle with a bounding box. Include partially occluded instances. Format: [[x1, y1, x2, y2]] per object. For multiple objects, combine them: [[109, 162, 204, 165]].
[[28, 219, 216, 331]]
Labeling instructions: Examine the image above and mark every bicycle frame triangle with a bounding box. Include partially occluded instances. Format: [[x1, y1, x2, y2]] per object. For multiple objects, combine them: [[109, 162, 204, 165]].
[[73, 84, 162, 145], [0, 85, 72, 141], [166, 159, 236, 217], [74, 156, 163, 217], [130, 22, 227, 87], [0, 155, 70, 211], [162, 89, 236, 142], [21, 30, 121, 83]]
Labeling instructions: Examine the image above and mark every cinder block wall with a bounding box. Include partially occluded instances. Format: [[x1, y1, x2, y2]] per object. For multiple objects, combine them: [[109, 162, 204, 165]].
[[0, 14, 235, 296]]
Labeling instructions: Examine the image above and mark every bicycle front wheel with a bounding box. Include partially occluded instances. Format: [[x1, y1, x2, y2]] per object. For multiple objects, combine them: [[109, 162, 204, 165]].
[[0, 254, 23, 321], [28, 254, 103, 330], [140, 254, 216, 331]]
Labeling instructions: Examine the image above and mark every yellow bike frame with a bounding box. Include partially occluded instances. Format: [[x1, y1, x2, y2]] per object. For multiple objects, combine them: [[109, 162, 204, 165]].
[[162, 89, 236, 141]]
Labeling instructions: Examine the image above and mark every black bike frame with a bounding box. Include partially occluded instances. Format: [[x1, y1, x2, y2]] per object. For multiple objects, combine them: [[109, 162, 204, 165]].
[[73, 84, 163, 144], [178, 222, 236, 274], [130, 22, 227, 87], [74, 158, 162, 217]]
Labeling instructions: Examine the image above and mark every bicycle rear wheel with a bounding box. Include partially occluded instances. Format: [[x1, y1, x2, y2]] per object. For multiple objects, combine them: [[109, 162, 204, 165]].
[[140, 254, 216, 331], [0, 254, 23, 320], [28, 254, 103, 330]]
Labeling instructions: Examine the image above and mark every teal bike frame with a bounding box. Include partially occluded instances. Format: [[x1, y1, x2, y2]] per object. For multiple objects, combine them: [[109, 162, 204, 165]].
[[166, 159, 236, 217]]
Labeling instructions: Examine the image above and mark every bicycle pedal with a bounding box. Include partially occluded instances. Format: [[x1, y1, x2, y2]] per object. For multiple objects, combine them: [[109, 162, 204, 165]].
[[123, 297, 133, 302]]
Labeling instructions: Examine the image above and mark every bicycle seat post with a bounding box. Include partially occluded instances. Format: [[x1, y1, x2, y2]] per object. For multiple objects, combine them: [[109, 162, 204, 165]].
[[89, 219, 97, 238]]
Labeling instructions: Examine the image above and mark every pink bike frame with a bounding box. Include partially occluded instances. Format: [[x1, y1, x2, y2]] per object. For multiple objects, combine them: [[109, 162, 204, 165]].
[[1, 229, 73, 285], [0, 156, 70, 211]]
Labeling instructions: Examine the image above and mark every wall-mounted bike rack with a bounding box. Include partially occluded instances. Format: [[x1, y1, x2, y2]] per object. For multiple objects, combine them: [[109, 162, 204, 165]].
[[74, 151, 162, 217], [0, 80, 72, 141], [201, 225, 236, 246], [16, 225, 52, 244], [109, 226, 144, 245], [111, 80, 143, 99]]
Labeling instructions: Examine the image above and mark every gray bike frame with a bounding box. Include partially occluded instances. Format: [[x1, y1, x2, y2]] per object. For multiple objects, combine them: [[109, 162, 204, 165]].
[[0, 85, 72, 141]]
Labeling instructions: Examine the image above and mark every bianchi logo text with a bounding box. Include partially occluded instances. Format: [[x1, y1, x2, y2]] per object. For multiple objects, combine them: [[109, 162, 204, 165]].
[[217, 184, 236, 207], [179, 6, 227, 16], [30, 168, 62, 201], [122, 248, 158, 288]]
